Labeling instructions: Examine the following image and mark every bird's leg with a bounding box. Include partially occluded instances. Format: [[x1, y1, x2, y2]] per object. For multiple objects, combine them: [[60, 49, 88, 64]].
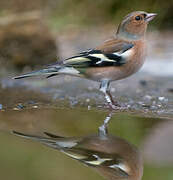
[[99, 80, 120, 109], [99, 80, 112, 105], [98, 112, 112, 138]]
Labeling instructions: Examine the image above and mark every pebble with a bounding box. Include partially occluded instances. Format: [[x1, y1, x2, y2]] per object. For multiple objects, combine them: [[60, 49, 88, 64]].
[[86, 98, 90, 103], [17, 104, 24, 109], [27, 100, 36, 105], [157, 97, 168, 104], [33, 105, 38, 108], [168, 88, 173, 93], [150, 105, 158, 110], [88, 105, 91, 110], [13, 107, 19, 111], [143, 95, 152, 101], [69, 99, 78, 106], [139, 80, 147, 86], [158, 97, 165, 101]]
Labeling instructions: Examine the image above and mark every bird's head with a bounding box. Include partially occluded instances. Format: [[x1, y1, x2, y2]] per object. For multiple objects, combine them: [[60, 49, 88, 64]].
[[116, 11, 157, 41]]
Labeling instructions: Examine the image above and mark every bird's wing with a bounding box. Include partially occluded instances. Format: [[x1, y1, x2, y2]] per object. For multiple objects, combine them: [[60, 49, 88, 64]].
[[13, 131, 128, 177], [62, 39, 134, 69]]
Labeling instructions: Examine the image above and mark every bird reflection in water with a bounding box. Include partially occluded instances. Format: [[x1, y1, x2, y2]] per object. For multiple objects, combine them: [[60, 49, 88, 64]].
[[13, 113, 143, 180]]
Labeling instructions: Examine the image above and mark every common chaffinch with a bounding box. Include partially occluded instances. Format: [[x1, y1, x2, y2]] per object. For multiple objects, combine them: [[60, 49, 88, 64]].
[[13, 11, 157, 109], [13, 116, 143, 180]]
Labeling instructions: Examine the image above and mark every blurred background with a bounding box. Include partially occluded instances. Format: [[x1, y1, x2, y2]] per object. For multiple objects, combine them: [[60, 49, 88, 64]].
[[0, 1, 173, 180], [0, 0, 173, 28], [0, 0, 173, 71]]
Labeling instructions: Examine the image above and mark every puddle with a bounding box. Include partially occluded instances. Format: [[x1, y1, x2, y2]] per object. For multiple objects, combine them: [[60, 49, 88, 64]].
[[0, 31, 173, 180], [0, 108, 173, 180]]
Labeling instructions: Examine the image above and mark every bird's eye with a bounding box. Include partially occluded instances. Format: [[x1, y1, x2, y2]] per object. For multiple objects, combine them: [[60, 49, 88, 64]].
[[135, 16, 142, 21]]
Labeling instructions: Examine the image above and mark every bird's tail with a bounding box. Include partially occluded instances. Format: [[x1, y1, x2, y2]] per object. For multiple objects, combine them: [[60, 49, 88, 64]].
[[13, 66, 62, 79], [12, 131, 78, 150], [12, 131, 62, 149]]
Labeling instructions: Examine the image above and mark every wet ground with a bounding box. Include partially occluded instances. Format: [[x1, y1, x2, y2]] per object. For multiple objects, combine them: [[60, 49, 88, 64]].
[[1, 29, 173, 117], [0, 30, 173, 180]]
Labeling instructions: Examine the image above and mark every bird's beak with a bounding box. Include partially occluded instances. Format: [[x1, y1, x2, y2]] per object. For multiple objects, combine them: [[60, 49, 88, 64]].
[[145, 13, 157, 22]]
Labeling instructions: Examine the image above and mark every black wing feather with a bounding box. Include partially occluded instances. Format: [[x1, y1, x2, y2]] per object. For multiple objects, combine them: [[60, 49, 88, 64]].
[[64, 43, 133, 68]]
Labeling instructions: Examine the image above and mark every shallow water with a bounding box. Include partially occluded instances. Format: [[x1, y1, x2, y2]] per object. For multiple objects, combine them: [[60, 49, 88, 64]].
[[0, 107, 173, 180], [0, 31, 173, 180]]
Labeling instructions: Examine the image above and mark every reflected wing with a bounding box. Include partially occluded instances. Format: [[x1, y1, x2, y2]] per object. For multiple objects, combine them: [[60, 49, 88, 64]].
[[13, 131, 129, 178]]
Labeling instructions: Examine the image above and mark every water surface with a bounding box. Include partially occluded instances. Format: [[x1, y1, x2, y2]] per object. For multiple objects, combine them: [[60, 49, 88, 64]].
[[0, 108, 173, 180]]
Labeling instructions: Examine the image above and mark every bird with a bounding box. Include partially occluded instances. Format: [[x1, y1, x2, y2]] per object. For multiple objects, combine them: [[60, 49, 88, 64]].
[[13, 11, 157, 109], [12, 114, 143, 180]]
